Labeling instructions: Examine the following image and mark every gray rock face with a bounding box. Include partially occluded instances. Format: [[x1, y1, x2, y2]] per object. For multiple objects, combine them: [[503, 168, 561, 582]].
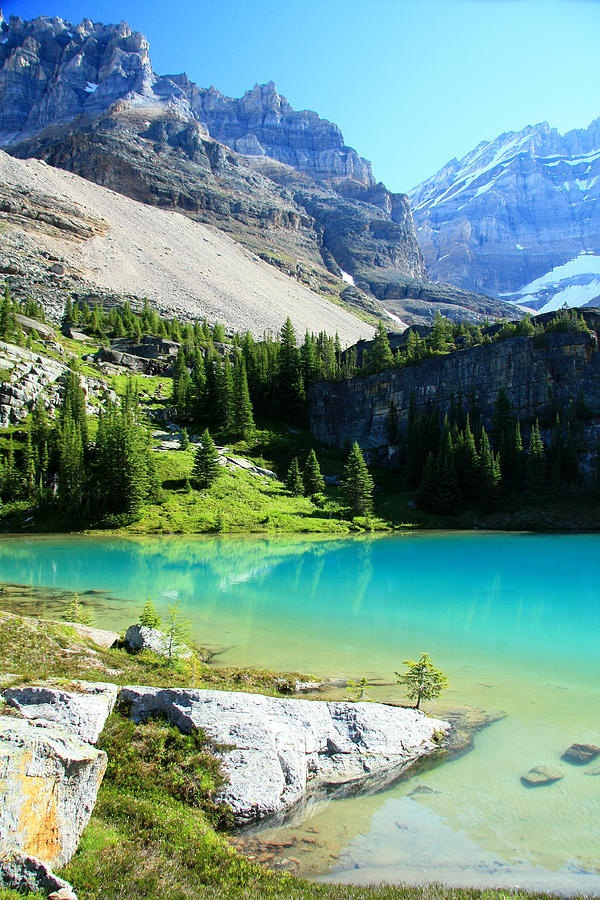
[[119, 686, 449, 825], [309, 316, 600, 454], [0, 15, 154, 144], [410, 118, 600, 305], [0, 340, 117, 427], [4, 681, 117, 744], [123, 624, 192, 660], [0, 715, 107, 867], [183, 80, 375, 187], [0, 850, 77, 899]]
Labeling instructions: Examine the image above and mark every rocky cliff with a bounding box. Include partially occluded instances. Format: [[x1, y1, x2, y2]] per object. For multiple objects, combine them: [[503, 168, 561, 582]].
[[410, 119, 600, 311], [309, 312, 600, 453], [0, 13, 507, 326]]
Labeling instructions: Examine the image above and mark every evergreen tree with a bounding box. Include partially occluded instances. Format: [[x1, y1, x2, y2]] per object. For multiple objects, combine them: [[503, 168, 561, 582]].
[[0, 284, 17, 340], [477, 428, 502, 511], [232, 355, 255, 439], [215, 356, 234, 429], [369, 322, 394, 372], [395, 652, 448, 709], [343, 442, 374, 517], [492, 390, 524, 489], [21, 431, 36, 498], [172, 348, 193, 421], [303, 448, 325, 496], [0, 435, 17, 501], [277, 317, 305, 420], [57, 416, 85, 512], [61, 297, 73, 329], [454, 414, 479, 503], [139, 598, 161, 629], [527, 421, 546, 494], [193, 429, 220, 489], [417, 451, 440, 512], [430, 312, 454, 353], [60, 365, 88, 445], [404, 329, 424, 363], [91, 402, 152, 521], [286, 456, 304, 496], [192, 350, 207, 422], [300, 331, 321, 387], [212, 322, 226, 343], [435, 430, 461, 514], [386, 398, 400, 445]]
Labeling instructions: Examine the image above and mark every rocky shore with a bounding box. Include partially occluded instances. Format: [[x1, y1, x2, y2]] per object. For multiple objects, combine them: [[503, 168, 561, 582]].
[[0, 672, 449, 896]]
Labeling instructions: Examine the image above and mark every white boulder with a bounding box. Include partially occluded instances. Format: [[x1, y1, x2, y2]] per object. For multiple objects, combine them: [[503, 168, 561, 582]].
[[120, 686, 449, 825]]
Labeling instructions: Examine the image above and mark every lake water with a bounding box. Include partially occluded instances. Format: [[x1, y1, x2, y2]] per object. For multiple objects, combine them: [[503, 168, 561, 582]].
[[0, 532, 598, 896]]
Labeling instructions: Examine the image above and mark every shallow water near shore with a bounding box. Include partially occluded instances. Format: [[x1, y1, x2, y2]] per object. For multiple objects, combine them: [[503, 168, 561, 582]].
[[0, 531, 598, 895]]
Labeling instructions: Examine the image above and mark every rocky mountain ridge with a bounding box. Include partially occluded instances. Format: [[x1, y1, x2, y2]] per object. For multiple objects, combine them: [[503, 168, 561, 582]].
[[410, 118, 600, 311], [0, 13, 509, 326]]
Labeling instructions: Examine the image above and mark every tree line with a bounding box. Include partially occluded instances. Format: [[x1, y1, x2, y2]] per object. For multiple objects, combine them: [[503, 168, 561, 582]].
[[391, 388, 595, 515], [354, 308, 594, 378]]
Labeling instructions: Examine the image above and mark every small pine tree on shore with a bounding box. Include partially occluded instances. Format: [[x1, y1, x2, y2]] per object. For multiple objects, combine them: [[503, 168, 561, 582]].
[[343, 442, 374, 517], [164, 602, 191, 664], [193, 429, 221, 489], [303, 449, 325, 496], [64, 593, 93, 626], [396, 652, 448, 709], [139, 598, 161, 629], [286, 456, 304, 496]]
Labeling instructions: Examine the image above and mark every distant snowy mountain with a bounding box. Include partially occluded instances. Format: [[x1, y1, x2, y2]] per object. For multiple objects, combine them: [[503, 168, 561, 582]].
[[502, 251, 600, 313], [409, 118, 600, 311]]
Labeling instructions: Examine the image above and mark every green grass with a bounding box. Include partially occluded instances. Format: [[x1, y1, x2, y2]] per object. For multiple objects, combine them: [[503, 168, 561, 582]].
[[0, 609, 318, 694], [131, 457, 354, 534]]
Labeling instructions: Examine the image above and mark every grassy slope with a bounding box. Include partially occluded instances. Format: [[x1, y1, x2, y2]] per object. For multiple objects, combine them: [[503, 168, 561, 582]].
[[0, 611, 580, 900]]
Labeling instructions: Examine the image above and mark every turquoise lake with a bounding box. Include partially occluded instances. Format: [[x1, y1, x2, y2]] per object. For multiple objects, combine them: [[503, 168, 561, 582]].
[[0, 532, 598, 895]]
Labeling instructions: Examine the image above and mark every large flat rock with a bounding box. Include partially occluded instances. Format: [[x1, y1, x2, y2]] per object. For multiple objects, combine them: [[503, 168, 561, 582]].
[[120, 686, 449, 825], [0, 716, 107, 868]]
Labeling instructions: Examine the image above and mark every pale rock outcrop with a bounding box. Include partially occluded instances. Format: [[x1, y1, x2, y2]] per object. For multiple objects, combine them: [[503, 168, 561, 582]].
[[4, 681, 117, 744], [0, 715, 107, 867], [0, 850, 77, 899], [120, 686, 449, 825], [124, 624, 192, 660]]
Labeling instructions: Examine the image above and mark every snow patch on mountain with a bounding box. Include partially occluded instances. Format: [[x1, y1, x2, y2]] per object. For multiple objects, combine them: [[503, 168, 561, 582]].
[[504, 252, 600, 313]]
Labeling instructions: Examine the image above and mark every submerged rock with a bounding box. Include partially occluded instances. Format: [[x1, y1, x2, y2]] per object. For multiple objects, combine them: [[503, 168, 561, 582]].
[[521, 765, 564, 787], [0, 716, 107, 867], [4, 681, 117, 744], [0, 850, 77, 899], [562, 743, 600, 765], [119, 686, 449, 825]]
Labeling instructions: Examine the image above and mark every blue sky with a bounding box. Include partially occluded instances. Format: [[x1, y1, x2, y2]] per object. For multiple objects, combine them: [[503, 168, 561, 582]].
[[4, 0, 600, 192]]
